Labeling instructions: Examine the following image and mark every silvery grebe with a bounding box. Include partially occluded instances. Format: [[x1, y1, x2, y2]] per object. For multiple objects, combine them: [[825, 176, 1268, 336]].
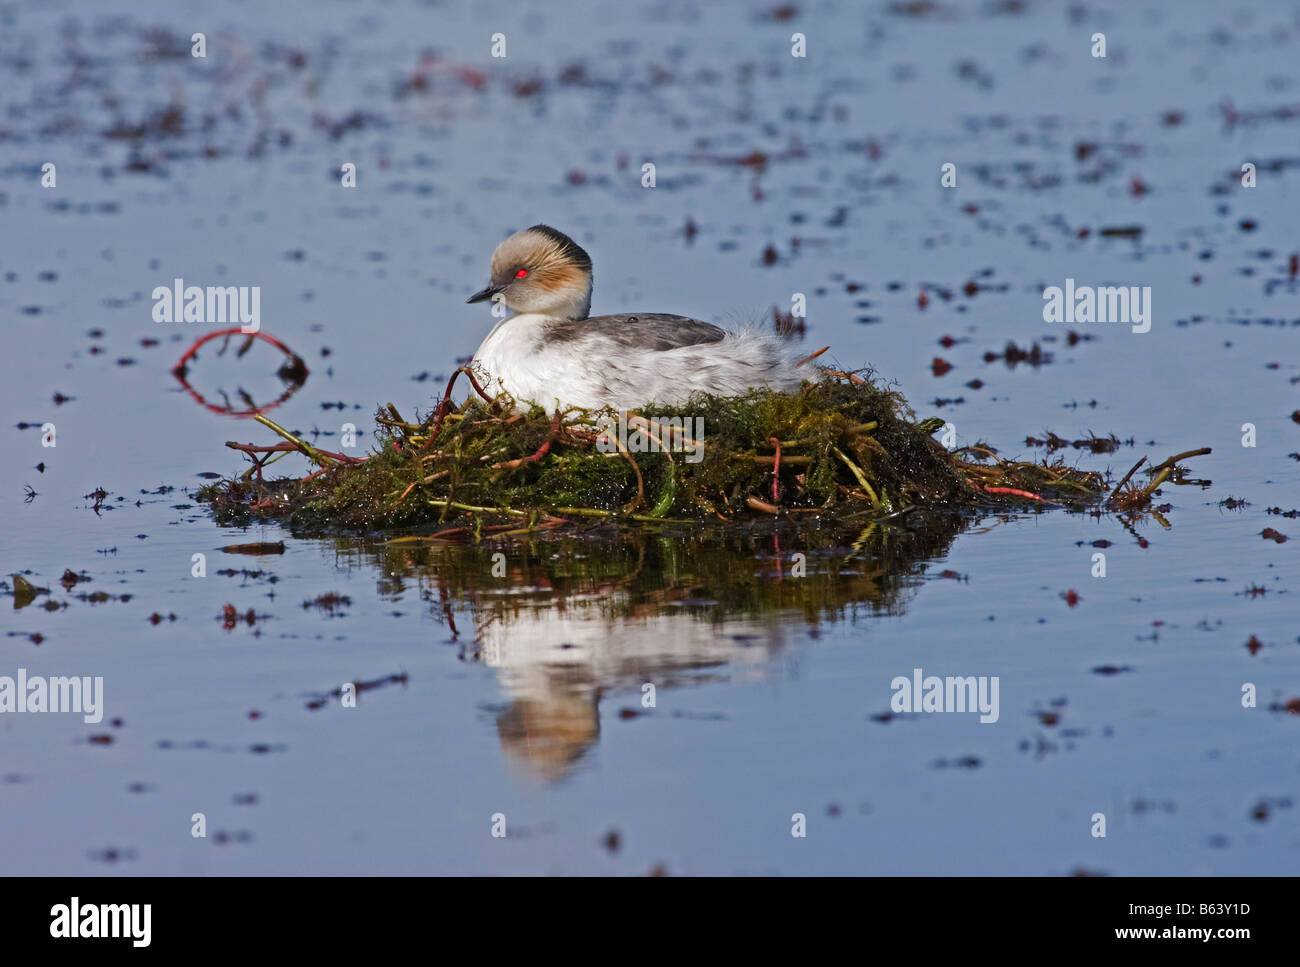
[[467, 225, 805, 412]]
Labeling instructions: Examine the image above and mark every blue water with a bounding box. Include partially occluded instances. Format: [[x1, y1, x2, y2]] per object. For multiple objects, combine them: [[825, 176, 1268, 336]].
[[1, 0, 1297, 874]]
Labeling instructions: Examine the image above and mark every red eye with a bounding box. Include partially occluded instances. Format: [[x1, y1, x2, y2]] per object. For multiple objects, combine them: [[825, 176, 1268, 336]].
[[515, 269, 528, 278]]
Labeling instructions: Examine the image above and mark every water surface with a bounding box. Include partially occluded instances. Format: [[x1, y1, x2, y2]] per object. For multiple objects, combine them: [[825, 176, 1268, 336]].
[[2, 0, 1298, 874]]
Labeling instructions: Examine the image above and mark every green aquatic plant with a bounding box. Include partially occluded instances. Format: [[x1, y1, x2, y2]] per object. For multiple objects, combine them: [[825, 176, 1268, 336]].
[[200, 368, 1112, 533]]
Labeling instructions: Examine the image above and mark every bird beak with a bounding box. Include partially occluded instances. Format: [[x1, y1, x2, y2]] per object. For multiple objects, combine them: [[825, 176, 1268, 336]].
[[467, 284, 503, 304]]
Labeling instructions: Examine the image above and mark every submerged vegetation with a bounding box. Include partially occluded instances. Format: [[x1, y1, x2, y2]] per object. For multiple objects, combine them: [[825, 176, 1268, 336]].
[[199, 367, 1204, 535]]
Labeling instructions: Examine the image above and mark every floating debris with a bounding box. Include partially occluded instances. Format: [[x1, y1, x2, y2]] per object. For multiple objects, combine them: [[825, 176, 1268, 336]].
[[1098, 225, 1143, 238], [303, 592, 351, 613], [1025, 431, 1125, 454], [219, 542, 286, 556], [985, 341, 1051, 368], [10, 575, 47, 609]]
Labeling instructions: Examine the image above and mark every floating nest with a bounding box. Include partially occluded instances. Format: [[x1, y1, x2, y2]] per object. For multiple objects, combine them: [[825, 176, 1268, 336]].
[[198, 367, 1158, 534]]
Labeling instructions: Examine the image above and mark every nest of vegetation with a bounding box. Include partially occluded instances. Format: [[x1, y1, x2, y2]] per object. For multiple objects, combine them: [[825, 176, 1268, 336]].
[[200, 367, 1114, 533]]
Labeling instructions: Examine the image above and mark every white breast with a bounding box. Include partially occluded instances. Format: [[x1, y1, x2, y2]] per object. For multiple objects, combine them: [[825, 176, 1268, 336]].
[[470, 314, 574, 409], [470, 314, 802, 412]]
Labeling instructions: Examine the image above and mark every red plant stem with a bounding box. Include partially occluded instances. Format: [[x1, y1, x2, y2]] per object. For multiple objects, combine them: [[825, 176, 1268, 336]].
[[226, 440, 364, 464], [769, 436, 782, 504], [461, 366, 495, 404], [422, 366, 495, 451], [322, 450, 366, 464], [422, 366, 498, 451], [984, 485, 1045, 502], [492, 418, 560, 469], [173, 327, 306, 375], [228, 441, 298, 454], [172, 328, 309, 418]]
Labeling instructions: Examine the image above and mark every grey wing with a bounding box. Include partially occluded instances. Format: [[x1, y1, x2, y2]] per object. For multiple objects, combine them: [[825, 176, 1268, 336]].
[[548, 313, 726, 352]]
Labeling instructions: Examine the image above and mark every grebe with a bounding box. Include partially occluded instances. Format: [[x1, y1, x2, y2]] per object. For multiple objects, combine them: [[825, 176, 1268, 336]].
[[467, 225, 805, 412]]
